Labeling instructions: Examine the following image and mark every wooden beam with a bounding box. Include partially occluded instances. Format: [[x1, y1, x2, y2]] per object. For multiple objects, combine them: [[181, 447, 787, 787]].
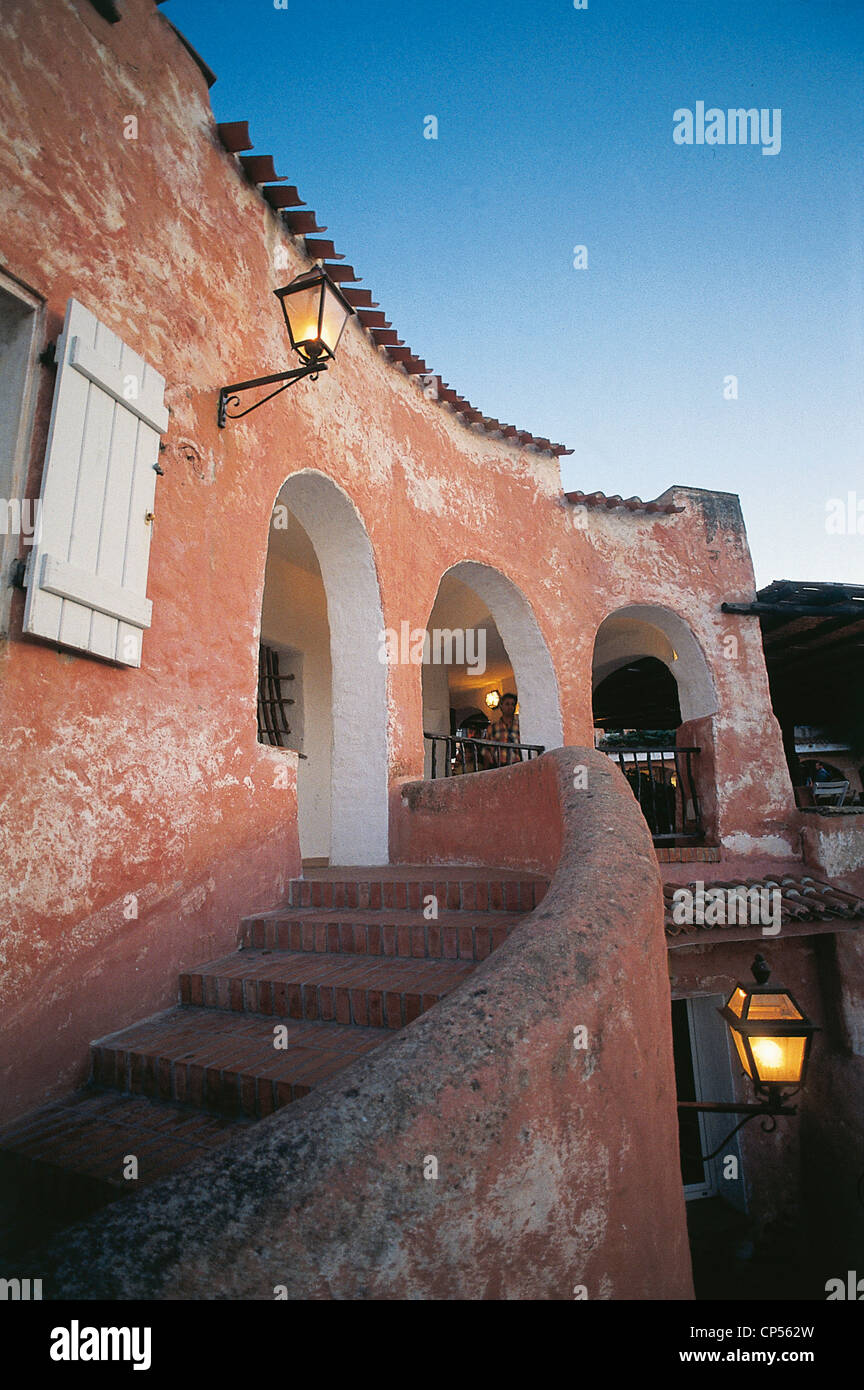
[[723, 601, 864, 618]]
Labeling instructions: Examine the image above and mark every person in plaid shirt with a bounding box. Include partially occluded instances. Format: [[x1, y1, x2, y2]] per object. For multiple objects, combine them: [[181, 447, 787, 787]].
[[487, 691, 522, 767]]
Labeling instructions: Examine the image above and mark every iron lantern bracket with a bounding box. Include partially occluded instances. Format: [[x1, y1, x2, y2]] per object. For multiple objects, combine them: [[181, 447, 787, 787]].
[[217, 360, 327, 428], [678, 1095, 798, 1162], [677, 1099, 798, 1117]]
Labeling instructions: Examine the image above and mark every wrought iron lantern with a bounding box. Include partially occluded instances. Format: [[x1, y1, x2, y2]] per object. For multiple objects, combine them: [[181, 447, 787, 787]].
[[218, 265, 354, 427], [719, 954, 817, 1099], [274, 264, 354, 366], [678, 955, 819, 1158]]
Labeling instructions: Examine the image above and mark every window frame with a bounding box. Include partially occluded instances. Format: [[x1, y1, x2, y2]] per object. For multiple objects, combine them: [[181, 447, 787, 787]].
[[0, 269, 43, 636]]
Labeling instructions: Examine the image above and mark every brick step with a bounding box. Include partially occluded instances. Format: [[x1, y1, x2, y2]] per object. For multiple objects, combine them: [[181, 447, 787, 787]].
[[0, 865, 528, 1258], [284, 871, 546, 913], [0, 1089, 249, 1192], [0, 1091, 249, 1259], [89, 1007, 390, 1119], [180, 949, 476, 1027], [655, 846, 721, 863], [240, 907, 524, 958]]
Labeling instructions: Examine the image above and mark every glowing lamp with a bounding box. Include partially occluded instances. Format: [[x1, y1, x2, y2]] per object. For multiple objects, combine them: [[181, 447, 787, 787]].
[[218, 265, 354, 427], [485, 690, 501, 709], [274, 265, 354, 366], [719, 955, 818, 1097]]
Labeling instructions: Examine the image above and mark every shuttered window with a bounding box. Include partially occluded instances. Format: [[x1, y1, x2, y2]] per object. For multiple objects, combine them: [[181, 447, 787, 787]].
[[23, 298, 167, 667]]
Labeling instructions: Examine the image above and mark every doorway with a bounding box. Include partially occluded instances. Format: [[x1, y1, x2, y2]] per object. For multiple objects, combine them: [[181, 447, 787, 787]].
[[673, 996, 745, 1204], [673, 994, 757, 1298], [258, 471, 388, 865], [421, 561, 563, 777]]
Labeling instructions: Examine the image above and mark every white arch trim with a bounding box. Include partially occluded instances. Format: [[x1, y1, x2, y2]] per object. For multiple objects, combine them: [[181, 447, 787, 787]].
[[275, 470, 389, 865], [439, 561, 563, 751], [592, 604, 717, 723]]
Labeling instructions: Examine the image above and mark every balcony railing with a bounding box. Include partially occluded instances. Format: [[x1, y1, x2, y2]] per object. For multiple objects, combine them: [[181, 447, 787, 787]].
[[424, 732, 544, 779], [601, 744, 703, 843]]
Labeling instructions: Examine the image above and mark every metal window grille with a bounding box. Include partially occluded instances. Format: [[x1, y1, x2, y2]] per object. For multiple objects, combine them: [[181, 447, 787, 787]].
[[257, 644, 294, 747]]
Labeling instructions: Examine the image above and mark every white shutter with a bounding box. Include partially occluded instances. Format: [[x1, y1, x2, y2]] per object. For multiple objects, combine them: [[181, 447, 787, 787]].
[[23, 298, 168, 667]]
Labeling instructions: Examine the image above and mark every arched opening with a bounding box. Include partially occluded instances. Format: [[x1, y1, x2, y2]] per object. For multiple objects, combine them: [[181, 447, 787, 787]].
[[593, 656, 682, 732], [422, 562, 562, 775], [258, 471, 388, 865], [592, 605, 717, 843]]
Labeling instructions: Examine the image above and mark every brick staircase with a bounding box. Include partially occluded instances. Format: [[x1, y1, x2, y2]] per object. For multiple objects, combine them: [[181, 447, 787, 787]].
[[0, 867, 545, 1258]]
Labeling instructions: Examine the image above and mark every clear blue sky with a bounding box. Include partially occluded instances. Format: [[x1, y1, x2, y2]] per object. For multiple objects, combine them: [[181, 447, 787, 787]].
[[164, 0, 863, 588]]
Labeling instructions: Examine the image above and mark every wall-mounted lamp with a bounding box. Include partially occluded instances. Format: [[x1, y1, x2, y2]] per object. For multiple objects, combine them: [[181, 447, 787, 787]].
[[485, 690, 501, 709], [218, 265, 354, 427], [678, 954, 818, 1158], [720, 955, 817, 1097]]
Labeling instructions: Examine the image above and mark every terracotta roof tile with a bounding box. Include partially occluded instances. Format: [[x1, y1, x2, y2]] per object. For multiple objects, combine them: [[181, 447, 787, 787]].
[[214, 119, 572, 458], [262, 185, 306, 210], [281, 210, 327, 235], [566, 489, 684, 515], [664, 875, 864, 940], [341, 288, 379, 309], [215, 121, 252, 153], [239, 154, 285, 185]]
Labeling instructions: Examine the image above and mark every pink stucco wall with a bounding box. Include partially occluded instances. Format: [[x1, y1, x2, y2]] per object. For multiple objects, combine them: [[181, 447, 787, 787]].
[[0, 0, 796, 1124]]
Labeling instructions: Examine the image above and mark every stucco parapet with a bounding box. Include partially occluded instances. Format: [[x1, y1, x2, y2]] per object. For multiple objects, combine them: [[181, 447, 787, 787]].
[[19, 749, 690, 1300]]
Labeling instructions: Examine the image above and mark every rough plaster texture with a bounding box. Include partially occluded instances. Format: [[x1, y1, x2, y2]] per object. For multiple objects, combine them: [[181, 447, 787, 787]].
[[0, 0, 799, 1121], [18, 750, 693, 1300], [391, 754, 564, 875], [802, 817, 864, 879]]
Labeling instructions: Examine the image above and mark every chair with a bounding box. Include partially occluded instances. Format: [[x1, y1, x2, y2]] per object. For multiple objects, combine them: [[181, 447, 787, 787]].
[[811, 780, 850, 807]]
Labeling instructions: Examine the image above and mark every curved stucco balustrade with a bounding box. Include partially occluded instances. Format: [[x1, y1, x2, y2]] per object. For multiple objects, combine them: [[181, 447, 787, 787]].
[[24, 750, 691, 1300]]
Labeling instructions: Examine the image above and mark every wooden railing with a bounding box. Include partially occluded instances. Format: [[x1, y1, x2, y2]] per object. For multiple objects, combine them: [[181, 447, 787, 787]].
[[424, 732, 544, 779], [601, 744, 703, 843]]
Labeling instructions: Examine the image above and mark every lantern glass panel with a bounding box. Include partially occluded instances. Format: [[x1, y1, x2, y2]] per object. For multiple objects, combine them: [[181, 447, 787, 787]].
[[319, 280, 351, 356], [746, 992, 802, 1021], [749, 1033, 806, 1086], [282, 283, 323, 356], [727, 986, 748, 1019], [731, 1029, 753, 1079]]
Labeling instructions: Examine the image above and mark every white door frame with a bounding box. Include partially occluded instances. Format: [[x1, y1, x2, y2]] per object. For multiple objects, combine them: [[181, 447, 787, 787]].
[[680, 994, 747, 1211]]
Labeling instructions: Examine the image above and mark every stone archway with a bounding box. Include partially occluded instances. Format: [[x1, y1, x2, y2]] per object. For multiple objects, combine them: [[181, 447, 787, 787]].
[[592, 604, 718, 844], [422, 561, 563, 760], [259, 470, 388, 865], [592, 604, 717, 725]]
